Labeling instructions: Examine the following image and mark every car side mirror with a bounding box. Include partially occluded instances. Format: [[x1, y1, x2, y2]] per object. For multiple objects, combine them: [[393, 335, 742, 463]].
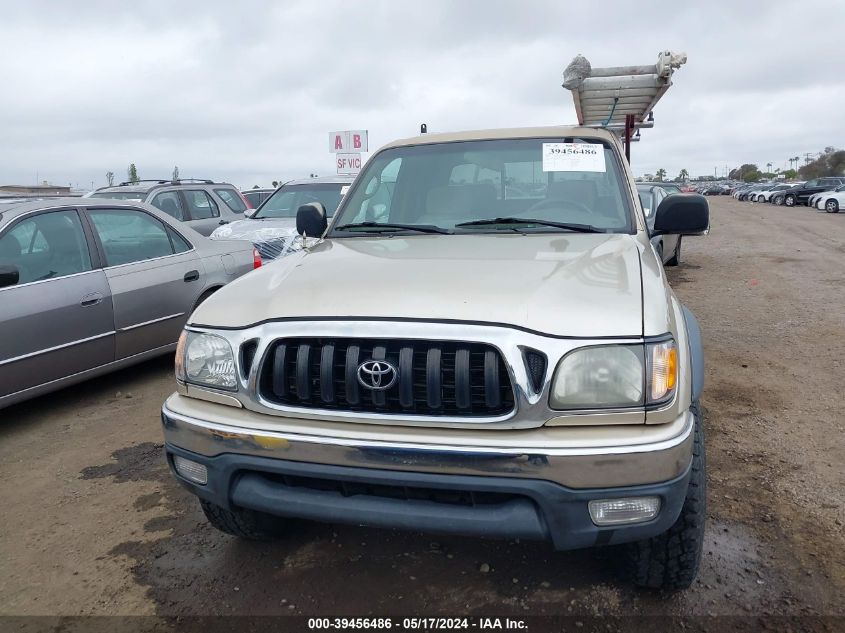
[[244, 208, 256, 218], [653, 193, 709, 236], [0, 264, 20, 289], [296, 202, 328, 238]]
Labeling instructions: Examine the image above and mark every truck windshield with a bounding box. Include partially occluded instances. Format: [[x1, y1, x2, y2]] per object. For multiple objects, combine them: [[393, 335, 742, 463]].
[[330, 138, 634, 235]]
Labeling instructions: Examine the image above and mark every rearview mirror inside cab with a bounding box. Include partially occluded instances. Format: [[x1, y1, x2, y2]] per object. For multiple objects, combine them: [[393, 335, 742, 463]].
[[0, 264, 20, 289], [296, 202, 328, 237], [653, 193, 709, 236]]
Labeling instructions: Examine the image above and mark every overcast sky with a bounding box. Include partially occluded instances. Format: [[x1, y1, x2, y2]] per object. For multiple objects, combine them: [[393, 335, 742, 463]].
[[2, 0, 843, 190]]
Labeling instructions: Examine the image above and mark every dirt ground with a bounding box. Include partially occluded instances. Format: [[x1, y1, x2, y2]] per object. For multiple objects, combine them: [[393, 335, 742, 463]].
[[1, 196, 844, 629]]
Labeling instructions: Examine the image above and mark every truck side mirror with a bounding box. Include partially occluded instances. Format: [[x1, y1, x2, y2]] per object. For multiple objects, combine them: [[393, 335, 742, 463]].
[[0, 265, 20, 289], [653, 193, 709, 236], [296, 202, 328, 238]]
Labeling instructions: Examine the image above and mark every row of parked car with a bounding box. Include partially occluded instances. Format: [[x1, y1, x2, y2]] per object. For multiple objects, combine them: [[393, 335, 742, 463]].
[[731, 177, 845, 211], [85, 176, 352, 249], [0, 176, 352, 409]]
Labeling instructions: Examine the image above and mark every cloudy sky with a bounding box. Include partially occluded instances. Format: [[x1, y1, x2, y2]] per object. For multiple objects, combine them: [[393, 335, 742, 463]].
[[2, 0, 843, 190]]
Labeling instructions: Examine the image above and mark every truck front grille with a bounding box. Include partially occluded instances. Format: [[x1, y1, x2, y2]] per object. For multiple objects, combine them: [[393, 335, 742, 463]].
[[257, 338, 514, 417]]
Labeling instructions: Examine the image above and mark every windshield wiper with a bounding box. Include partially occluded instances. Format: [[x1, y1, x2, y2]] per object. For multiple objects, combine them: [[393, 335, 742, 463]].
[[333, 222, 451, 234], [454, 217, 605, 233]]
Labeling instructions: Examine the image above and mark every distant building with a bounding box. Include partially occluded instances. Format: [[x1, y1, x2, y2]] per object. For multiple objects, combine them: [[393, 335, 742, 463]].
[[0, 183, 73, 198]]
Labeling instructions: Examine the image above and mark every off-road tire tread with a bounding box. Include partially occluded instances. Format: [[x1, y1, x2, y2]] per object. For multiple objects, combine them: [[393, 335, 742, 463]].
[[200, 499, 285, 540], [629, 400, 706, 590]]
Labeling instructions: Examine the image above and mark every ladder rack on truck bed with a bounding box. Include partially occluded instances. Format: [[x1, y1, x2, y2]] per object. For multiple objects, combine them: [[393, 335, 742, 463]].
[[563, 51, 687, 161]]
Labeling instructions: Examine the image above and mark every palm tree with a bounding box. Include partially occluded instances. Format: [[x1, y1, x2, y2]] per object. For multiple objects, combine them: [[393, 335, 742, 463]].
[[655, 168, 667, 182], [678, 168, 689, 182], [766, 162, 772, 174]]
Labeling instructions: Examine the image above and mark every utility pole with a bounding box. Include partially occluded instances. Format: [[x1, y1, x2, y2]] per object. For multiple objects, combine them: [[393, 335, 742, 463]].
[[804, 152, 813, 166]]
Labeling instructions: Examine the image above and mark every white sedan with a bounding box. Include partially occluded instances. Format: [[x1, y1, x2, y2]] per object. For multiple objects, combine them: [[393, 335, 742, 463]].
[[756, 184, 792, 203], [810, 184, 845, 209], [816, 189, 845, 213]]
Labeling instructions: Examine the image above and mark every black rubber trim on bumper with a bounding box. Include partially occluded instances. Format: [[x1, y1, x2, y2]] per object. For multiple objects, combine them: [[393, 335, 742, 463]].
[[165, 444, 691, 552]]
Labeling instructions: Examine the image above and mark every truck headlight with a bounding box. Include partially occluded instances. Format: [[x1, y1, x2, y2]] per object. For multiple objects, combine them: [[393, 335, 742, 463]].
[[549, 340, 677, 410], [550, 345, 644, 409], [176, 331, 237, 390]]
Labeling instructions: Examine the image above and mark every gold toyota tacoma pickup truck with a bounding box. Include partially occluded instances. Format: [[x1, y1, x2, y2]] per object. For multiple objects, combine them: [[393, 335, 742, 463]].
[[161, 126, 709, 589]]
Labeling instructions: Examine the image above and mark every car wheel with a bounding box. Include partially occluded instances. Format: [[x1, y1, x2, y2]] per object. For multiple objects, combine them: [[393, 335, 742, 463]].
[[666, 237, 682, 267], [628, 400, 706, 590], [825, 199, 839, 213], [773, 195, 784, 206], [784, 194, 795, 207], [200, 500, 287, 540]]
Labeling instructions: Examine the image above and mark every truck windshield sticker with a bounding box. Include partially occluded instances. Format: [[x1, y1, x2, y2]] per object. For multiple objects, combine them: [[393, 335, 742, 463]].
[[542, 143, 606, 173]]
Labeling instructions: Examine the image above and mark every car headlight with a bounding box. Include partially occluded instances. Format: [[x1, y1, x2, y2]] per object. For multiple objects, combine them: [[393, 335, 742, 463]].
[[549, 340, 677, 410], [175, 330, 237, 390]]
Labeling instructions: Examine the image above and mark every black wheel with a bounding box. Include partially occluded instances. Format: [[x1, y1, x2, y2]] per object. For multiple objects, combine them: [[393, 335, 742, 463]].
[[773, 195, 784, 206], [628, 401, 706, 590], [200, 499, 287, 540], [665, 237, 682, 267], [825, 199, 839, 213], [784, 194, 796, 207]]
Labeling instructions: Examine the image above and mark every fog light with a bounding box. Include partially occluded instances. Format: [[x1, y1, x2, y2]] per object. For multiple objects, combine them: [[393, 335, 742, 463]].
[[173, 455, 208, 485], [588, 497, 660, 526]]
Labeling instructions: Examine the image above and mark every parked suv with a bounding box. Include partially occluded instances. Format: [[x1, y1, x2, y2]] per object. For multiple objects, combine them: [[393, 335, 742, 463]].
[[782, 177, 845, 207], [161, 126, 710, 589], [242, 188, 275, 209], [89, 179, 251, 235], [211, 177, 353, 261]]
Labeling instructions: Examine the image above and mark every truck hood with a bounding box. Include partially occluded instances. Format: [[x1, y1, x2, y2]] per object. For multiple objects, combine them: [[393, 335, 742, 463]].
[[191, 233, 644, 338]]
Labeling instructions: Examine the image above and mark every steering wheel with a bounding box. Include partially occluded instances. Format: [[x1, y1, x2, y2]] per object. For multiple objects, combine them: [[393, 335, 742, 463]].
[[524, 198, 593, 216]]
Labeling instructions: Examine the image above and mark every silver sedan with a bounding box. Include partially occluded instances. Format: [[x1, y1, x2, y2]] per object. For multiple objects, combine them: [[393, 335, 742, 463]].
[[0, 198, 258, 409]]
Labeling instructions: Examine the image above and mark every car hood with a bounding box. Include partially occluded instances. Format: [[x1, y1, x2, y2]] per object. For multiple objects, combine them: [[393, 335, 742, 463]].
[[210, 218, 297, 240], [191, 233, 645, 338]]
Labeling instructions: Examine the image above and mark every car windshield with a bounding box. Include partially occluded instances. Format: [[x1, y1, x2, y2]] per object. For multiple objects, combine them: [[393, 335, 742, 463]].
[[89, 191, 146, 201], [636, 188, 656, 217], [255, 183, 345, 219], [331, 138, 633, 235]]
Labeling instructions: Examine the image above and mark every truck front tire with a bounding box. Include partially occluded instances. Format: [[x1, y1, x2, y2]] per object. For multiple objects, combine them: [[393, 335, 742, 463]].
[[200, 499, 287, 540], [628, 401, 706, 590]]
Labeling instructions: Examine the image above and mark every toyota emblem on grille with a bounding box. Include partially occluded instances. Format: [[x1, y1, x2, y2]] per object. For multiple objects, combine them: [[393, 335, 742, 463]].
[[357, 360, 399, 391]]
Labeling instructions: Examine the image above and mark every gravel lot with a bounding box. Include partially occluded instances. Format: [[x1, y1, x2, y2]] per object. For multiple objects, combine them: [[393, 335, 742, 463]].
[[1, 196, 843, 628]]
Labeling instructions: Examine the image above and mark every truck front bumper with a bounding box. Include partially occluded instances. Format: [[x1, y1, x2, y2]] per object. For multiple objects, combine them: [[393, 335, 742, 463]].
[[161, 394, 694, 551]]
